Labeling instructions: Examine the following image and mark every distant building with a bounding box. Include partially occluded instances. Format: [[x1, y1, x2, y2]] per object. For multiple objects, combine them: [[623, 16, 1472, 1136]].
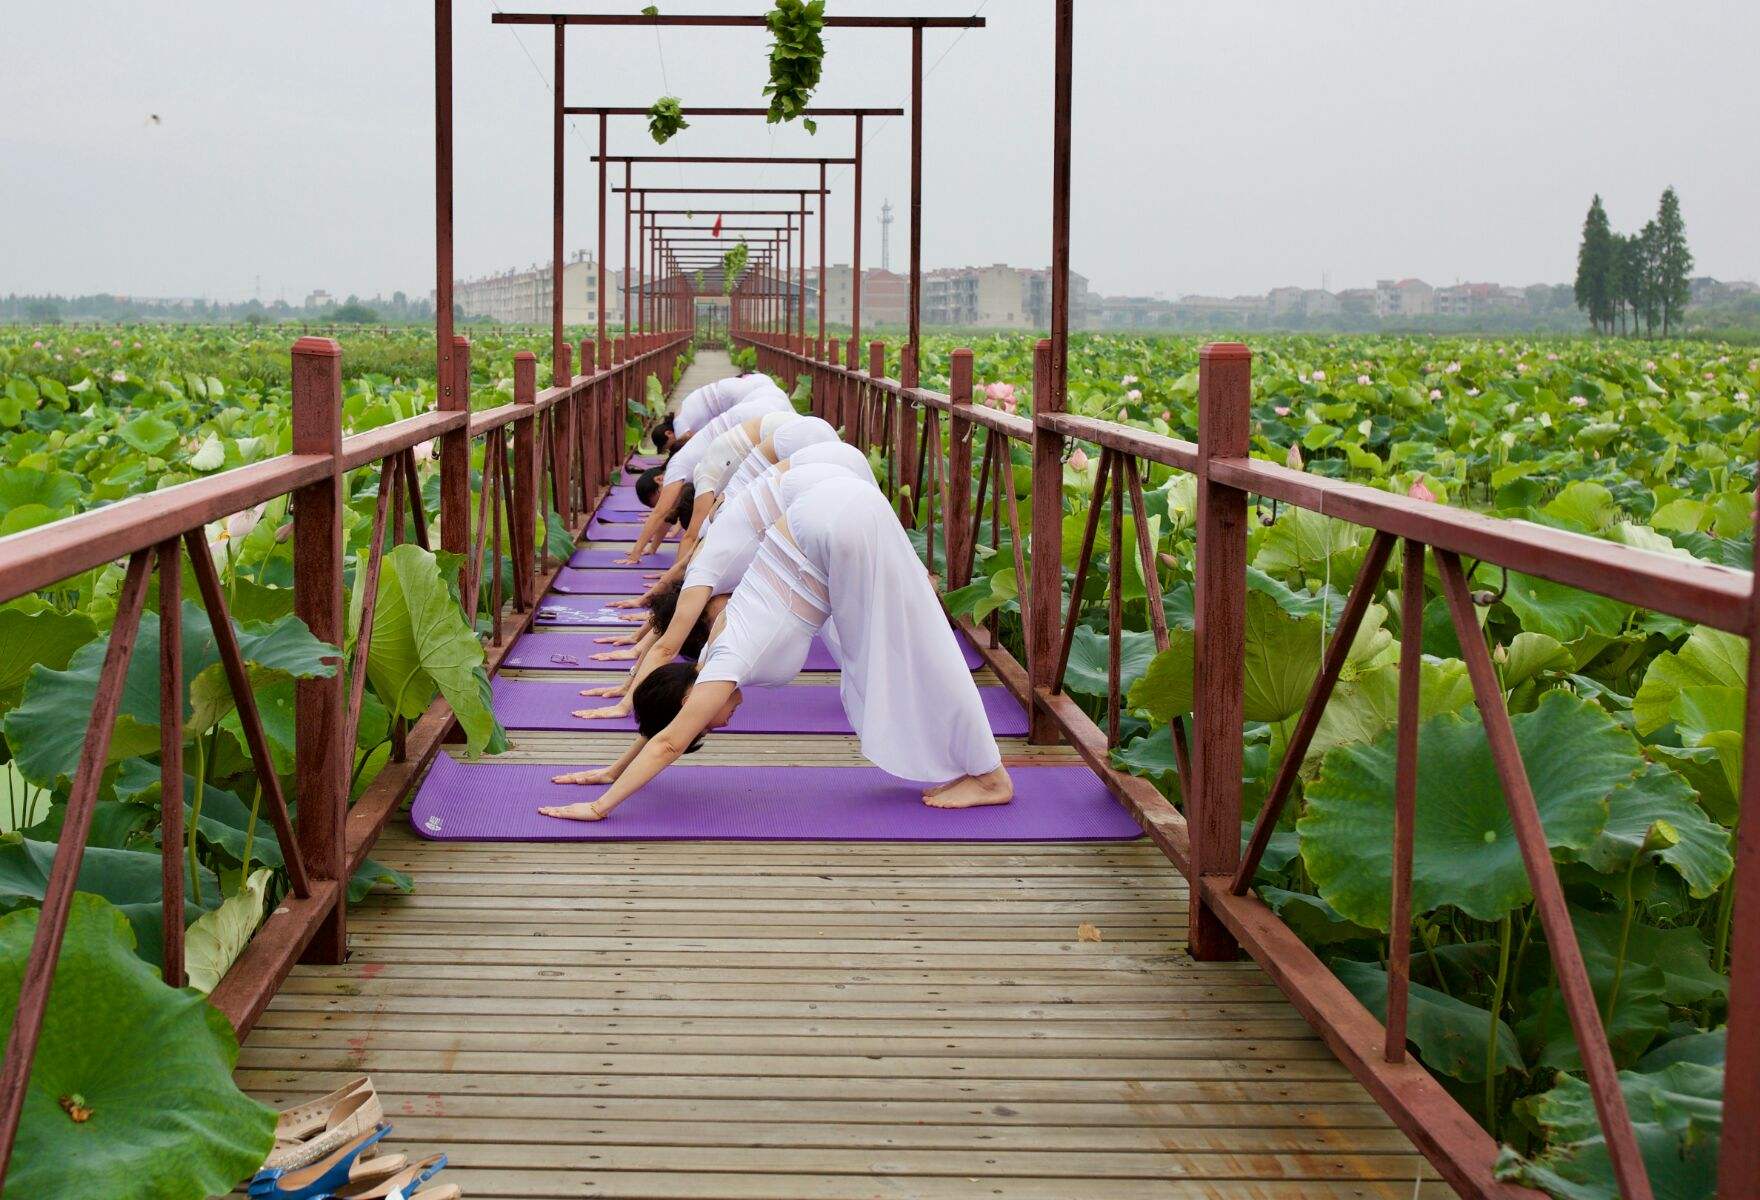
[[1434, 282, 1527, 317], [452, 252, 627, 325], [820, 265, 908, 328], [304, 290, 334, 310], [920, 264, 1088, 328], [1375, 278, 1434, 318], [1267, 287, 1339, 320]]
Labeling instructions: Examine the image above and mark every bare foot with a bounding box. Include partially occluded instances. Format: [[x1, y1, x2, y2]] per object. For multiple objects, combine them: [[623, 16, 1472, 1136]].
[[921, 779, 959, 800], [924, 768, 1014, 809], [551, 768, 613, 785], [538, 800, 609, 821]]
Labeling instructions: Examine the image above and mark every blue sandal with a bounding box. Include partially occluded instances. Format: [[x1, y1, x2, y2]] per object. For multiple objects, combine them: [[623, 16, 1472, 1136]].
[[249, 1123, 390, 1200]]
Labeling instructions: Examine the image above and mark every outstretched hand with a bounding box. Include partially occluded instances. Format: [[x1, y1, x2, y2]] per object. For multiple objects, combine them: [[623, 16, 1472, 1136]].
[[594, 633, 639, 646], [578, 684, 625, 698], [538, 799, 611, 821], [607, 596, 645, 609], [550, 768, 615, 786], [573, 703, 632, 720], [590, 649, 638, 661]]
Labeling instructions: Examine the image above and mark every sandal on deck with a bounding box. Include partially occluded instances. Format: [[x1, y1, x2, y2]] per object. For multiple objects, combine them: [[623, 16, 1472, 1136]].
[[265, 1088, 385, 1171], [331, 1153, 450, 1199], [249, 1124, 390, 1200], [274, 1076, 373, 1143]]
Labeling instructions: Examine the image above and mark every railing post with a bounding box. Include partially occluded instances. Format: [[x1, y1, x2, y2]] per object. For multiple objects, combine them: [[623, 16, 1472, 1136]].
[[826, 341, 842, 430], [441, 334, 471, 591], [1719, 490, 1760, 1195], [579, 339, 599, 502], [1190, 341, 1251, 961], [512, 352, 538, 608], [291, 336, 347, 964], [554, 342, 575, 526], [896, 343, 920, 528], [867, 340, 884, 453], [947, 349, 976, 589], [613, 336, 628, 473], [1027, 338, 1062, 745]]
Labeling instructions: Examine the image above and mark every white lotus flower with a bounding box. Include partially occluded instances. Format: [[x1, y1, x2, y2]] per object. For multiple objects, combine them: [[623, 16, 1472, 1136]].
[[1445, 361, 1462, 374], [1736, 391, 1750, 402], [111, 370, 127, 383], [1121, 375, 1138, 386], [1311, 370, 1326, 382], [1298, 372, 1309, 384], [205, 505, 265, 562], [1466, 387, 1480, 396], [1568, 395, 1589, 408], [412, 440, 435, 463], [1126, 389, 1142, 402], [1429, 389, 1442, 400], [1356, 375, 1371, 386]]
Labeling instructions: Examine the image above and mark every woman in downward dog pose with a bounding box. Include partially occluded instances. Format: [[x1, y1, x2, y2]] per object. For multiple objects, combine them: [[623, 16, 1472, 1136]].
[[538, 478, 1013, 821], [622, 390, 792, 563], [574, 445, 876, 719], [668, 372, 775, 446]]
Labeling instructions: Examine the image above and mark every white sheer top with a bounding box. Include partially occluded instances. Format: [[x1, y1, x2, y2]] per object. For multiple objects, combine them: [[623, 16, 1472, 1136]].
[[664, 392, 790, 484], [675, 373, 769, 434]]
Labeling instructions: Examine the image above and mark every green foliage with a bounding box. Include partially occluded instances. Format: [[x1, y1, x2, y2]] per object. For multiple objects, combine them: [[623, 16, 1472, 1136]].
[[722, 240, 750, 295], [647, 96, 690, 145], [762, 0, 826, 133], [350, 543, 504, 757], [0, 894, 276, 1200]]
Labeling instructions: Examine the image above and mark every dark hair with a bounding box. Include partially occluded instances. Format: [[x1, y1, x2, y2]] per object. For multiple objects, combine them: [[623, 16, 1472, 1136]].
[[668, 482, 695, 528], [650, 414, 677, 453], [647, 581, 712, 660], [634, 465, 666, 507], [632, 662, 705, 751]]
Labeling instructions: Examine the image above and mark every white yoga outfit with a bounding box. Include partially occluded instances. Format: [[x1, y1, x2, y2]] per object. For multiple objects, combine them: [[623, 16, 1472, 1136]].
[[674, 373, 771, 435], [787, 440, 875, 483], [724, 416, 837, 499], [685, 462, 872, 597], [664, 392, 791, 485], [698, 479, 1001, 784]]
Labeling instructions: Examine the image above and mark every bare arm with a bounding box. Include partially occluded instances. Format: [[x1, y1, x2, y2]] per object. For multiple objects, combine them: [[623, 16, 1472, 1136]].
[[568, 681, 734, 818], [620, 479, 683, 563], [550, 733, 647, 787]]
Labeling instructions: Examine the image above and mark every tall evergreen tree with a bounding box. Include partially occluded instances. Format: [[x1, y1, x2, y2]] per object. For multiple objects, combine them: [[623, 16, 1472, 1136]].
[[1654, 186, 1693, 336], [1636, 221, 1664, 337], [1574, 195, 1616, 333]]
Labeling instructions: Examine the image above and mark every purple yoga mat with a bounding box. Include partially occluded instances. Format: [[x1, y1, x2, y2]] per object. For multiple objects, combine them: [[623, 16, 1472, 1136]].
[[586, 518, 678, 541], [501, 630, 984, 673], [410, 758, 1143, 843], [535, 600, 647, 627], [568, 548, 675, 569], [598, 499, 650, 517], [550, 568, 653, 596], [492, 678, 1028, 736], [626, 455, 665, 470]]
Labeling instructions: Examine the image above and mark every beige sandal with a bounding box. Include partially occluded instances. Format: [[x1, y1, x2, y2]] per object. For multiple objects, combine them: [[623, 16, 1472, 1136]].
[[274, 1076, 372, 1142], [265, 1087, 385, 1171], [332, 1154, 458, 1199]]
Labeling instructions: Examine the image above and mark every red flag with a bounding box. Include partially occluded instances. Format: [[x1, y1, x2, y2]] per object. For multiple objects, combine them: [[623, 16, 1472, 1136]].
[[711, 214, 723, 238]]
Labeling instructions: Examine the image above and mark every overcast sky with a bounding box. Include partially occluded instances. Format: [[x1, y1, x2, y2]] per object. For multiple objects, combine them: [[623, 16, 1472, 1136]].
[[7, 1, 1757, 303]]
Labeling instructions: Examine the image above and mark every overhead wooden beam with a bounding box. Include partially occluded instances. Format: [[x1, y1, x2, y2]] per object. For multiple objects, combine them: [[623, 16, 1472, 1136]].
[[494, 13, 985, 29]]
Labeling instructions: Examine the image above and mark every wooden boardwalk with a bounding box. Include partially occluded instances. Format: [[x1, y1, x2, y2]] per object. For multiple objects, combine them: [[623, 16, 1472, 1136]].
[[235, 351, 1448, 1199]]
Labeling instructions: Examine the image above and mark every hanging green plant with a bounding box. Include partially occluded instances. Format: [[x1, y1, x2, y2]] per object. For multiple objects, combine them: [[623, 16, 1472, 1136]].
[[762, 0, 826, 135], [721, 240, 750, 295], [647, 96, 690, 145]]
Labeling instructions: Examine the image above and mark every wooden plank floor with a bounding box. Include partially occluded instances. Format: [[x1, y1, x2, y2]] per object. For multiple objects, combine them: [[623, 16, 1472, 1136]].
[[236, 350, 1449, 1199]]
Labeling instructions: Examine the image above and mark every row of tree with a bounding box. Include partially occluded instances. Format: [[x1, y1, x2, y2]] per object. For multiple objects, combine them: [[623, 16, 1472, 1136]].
[[1573, 189, 1693, 337]]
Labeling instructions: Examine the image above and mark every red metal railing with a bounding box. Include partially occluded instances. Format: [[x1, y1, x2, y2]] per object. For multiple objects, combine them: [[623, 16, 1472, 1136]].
[[738, 328, 1758, 1200], [0, 328, 689, 1186]]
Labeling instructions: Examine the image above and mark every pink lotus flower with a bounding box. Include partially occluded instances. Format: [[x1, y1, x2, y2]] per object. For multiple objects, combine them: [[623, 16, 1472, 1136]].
[[1068, 447, 1090, 471], [1159, 410, 1172, 422], [1445, 361, 1461, 374], [111, 339, 122, 348], [984, 381, 1016, 406], [1285, 443, 1304, 470], [1644, 360, 1657, 372], [1407, 476, 1436, 502], [1547, 353, 1560, 361], [1356, 374, 1371, 386], [111, 370, 127, 382], [1516, 363, 1529, 374], [1126, 389, 1142, 402], [31, 340, 44, 349], [132, 341, 142, 349], [1311, 370, 1326, 382], [1121, 375, 1138, 386], [1273, 405, 1291, 417], [1568, 395, 1588, 408], [1117, 408, 1128, 421], [1429, 389, 1442, 400]]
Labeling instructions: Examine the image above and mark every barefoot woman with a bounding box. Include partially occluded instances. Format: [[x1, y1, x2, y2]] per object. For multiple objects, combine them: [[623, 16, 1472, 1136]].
[[539, 479, 1012, 821]]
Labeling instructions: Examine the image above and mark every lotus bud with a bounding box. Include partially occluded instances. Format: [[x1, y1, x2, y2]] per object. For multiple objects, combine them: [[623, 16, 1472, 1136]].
[[1406, 476, 1436, 503], [1470, 589, 1499, 607], [1068, 447, 1090, 472], [1285, 443, 1304, 470]]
